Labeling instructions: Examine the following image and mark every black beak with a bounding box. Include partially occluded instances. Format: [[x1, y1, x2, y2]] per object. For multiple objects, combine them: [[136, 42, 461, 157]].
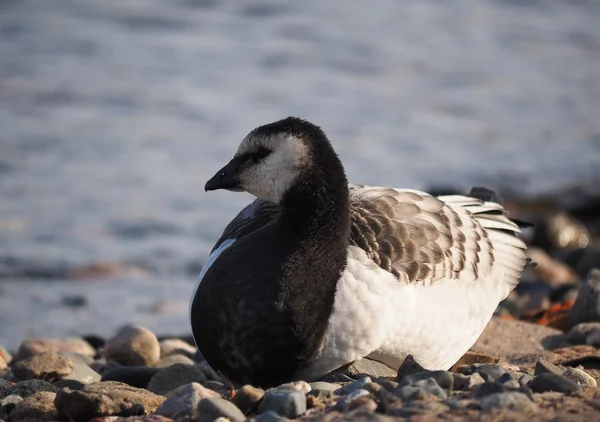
[[205, 158, 243, 192]]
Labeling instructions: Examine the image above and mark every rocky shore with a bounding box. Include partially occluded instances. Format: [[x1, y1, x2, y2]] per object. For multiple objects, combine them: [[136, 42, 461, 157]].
[[1, 313, 600, 421], [2, 190, 600, 421]]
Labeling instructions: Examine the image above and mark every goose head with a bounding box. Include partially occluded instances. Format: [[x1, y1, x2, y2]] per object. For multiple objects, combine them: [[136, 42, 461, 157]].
[[205, 117, 325, 204]]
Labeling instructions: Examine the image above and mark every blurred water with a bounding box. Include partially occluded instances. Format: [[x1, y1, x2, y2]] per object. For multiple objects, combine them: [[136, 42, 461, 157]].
[[1, 0, 600, 348]]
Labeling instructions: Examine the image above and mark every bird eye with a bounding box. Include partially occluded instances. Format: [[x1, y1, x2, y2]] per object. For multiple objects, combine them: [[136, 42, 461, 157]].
[[254, 148, 271, 161]]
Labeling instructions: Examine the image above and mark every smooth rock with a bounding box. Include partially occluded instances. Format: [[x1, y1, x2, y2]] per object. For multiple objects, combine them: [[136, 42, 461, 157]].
[[519, 373, 534, 386], [159, 338, 197, 358], [396, 355, 426, 379], [562, 367, 597, 387], [147, 364, 206, 395], [9, 391, 58, 422], [336, 376, 372, 395], [197, 397, 245, 422], [104, 325, 160, 367], [330, 358, 397, 379], [452, 372, 485, 391], [276, 381, 311, 394], [375, 379, 398, 392], [398, 370, 453, 391], [12, 352, 73, 382], [231, 385, 265, 414], [155, 353, 195, 368], [472, 382, 509, 398], [156, 382, 220, 420], [0, 347, 12, 366], [54, 381, 165, 421], [473, 364, 508, 383], [480, 392, 536, 412], [319, 373, 355, 384], [257, 389, 306, 418], [388, 400, 449, 417], [63, 360, 101, 384], [57, 350, 94, 366], [255, 410, 290, 422], [529, 373, 582, 394], [534, 359, 564, 376], [2, 379, 58, 399], [101, 366, 160, 388], [567, 322, 600, 344], [17, 338, 95, 360]]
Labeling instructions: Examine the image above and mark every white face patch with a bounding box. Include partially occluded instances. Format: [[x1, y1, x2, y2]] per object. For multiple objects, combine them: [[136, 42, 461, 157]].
[[235, 133, 309, 203]]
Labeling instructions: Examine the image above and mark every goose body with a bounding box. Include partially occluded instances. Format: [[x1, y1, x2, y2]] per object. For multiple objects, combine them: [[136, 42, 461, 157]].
[[190, 117, 529, 387]]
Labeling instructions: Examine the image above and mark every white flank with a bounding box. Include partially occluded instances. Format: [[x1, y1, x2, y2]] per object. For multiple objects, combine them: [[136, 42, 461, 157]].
[[189, 238, 236, 324], [296, 245, 513, 380]]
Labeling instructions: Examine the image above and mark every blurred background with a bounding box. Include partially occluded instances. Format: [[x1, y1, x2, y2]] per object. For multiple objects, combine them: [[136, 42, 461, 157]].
[[1, 0, 599, 349]]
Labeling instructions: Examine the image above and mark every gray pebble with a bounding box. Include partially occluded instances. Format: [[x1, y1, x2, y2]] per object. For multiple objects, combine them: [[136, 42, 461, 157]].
[[307, 382, 340, 399], [101, 366, 160, 389], [257, 389, 306, 418], [53, 379, 85, 391], [480, 392, 536, 412], [156, 382, 220, 420], [320, 373, 355, 384], [529, 373, 582, 394], [474, 364, 508, 383], [147, 363, 207, 395], [155, 353, 195, 368], [472, 382, 508, 398], [255, 410, 290, 422], [336, 376, 372, 395], [197, 397, 246, 422], [1, 394, 23, 420], [534, 359, 564, 376], [62, 360, 101, 384], [398, 370, 453, 391]]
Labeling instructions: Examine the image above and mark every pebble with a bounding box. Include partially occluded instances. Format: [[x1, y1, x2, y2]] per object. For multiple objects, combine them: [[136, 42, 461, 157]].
[[255, 410, 290, 422], [473, 364, 508, 383], [54, 381, 165, 421], [155, 382, 220, 420], [231, 385, 265, 414], [395, 378, 447, 401], [103, 325, 161, 367], [257, 389, 306, 418], [336, 376, 372, 395], [9, 391, 59, 422], [375, 379, 398, 392], [197, 398, 245, 422], [17, 337, 95, 360], [159, 338, 198, 358], [472, 382, 509, 398], [101, 366, 161, 388], [12, 351, 73, 382], [276, 381, 311, 394], [0, 347, 12, 366], [398, 370, 454, 391], [155, 353, 195, 368], [2, 379, 58, 399], [395, 355, 426, 379], [328, 358, 397, 379], [567, 322, 600, 344], [534, 359, 564, 376], [63, 360, 101, 384], [562, 367, 597, 387], [519, 373, 534, 386], [480, 392, 537, 412], [529, 373, 583, 394], [452, 372, 485, 391], [147, 363, 207, 395]]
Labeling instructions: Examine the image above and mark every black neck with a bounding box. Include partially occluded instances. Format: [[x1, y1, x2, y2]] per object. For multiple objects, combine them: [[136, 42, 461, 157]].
[[280, 150, 350, 241]]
